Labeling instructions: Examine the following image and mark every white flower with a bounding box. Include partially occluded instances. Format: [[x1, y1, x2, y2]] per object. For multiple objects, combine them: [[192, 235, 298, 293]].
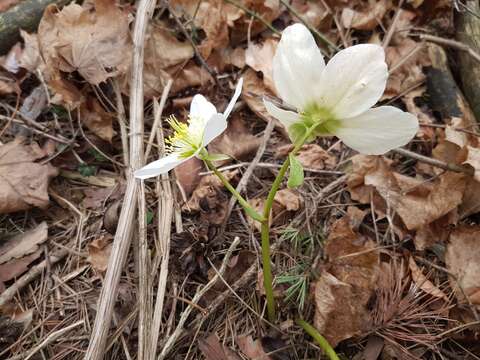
[[134, 79, 243, 179], [263, 23, 418, 155]]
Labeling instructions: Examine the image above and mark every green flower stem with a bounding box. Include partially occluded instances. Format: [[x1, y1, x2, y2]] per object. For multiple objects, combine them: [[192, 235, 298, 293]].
[[296, 318, 340, 360], [203, 158, 265, 222], [261, 126, 317, 322]]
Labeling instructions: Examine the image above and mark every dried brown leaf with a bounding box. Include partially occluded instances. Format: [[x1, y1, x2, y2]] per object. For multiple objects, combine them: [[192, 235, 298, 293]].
[[276, 144, 337, 170], [348, 155, 467, 230], [87, 235, 113, 272], [384, 38, 430, 99], [208, 114, 262, 164], [314, 216, 380, 346], [199, 333, 241, 360], [183, 172, 236, 225], [446, 226, 480, 306], [38, 0, 132, 85], [80, 97, 115, 142], [0, 139, 58, 214], [170, 0, 229, 59], [408, 257, 448, 301], [245, 38, 277, 92], [0, 222, 48, 264], [0, 249, 42, 283], [274, 188, 301, 212], [236, 335, 272, 360], [341, 0, 391, 30]]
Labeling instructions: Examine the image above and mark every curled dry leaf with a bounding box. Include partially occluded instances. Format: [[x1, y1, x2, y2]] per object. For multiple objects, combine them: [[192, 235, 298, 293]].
[[384, 38, 430, 99], [142, 23, 195, 97], [314, 216, 380, 347], [446, 226, 480, 307], [37, 0, 132, 85], [170, 0, 229, 59], [183, 172, 236, 225], [224, 0, 281, 43], [80, 97, 115, 142], [0, 222, 48, 264], [0, 139, 58, 214], [245, 38, 277, 92], [247, 188, 302, 231], [348, 155, 466, 231], [291, 0, 331, 30], [87, 234, 113, 273], [276, 144, 337, 170], [408, 257, 448, 301], [341, 0, 391, 30]]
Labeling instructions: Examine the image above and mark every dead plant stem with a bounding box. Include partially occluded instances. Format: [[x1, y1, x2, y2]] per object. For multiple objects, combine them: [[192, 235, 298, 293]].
[[84, 0, 153, 357]]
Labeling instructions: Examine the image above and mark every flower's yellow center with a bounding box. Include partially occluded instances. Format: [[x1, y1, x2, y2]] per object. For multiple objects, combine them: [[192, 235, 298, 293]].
[[165, 115, 205, 158], [288, 103, 340, 144]]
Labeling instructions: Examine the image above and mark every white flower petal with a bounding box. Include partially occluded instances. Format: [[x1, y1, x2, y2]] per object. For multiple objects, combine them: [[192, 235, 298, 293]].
[[134, 153, 188, 179], [203, 113, 228, 146], [318, 44, 388, 119], [190, 94, 217, 120], [333, 106, 418, 155], [223, 78, 243, 119], [273, 23, 325, 109], [263, 98, 299, 130]]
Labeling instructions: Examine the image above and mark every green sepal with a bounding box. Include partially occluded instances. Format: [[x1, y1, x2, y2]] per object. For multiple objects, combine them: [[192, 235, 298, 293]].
[[287, 154, 304, 188]]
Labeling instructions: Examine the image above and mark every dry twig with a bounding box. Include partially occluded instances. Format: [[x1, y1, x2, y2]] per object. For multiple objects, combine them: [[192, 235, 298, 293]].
[[84, 0, 154, 357]]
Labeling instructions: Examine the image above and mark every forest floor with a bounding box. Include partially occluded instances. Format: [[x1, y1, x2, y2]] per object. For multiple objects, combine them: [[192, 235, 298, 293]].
[[1, 0, 480, 359]]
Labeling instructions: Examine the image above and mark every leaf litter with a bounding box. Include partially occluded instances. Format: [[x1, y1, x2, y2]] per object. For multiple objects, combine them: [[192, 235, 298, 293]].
[[1, 0, 480, 359]]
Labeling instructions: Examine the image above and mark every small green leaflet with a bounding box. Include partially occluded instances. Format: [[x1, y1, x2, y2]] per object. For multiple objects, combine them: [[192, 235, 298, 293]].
[[146, 210, 154, 225], [288, 154, 304, 188]]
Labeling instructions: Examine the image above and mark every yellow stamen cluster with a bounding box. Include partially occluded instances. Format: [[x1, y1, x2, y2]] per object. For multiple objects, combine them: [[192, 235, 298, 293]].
[[165, 115, 204, 158]]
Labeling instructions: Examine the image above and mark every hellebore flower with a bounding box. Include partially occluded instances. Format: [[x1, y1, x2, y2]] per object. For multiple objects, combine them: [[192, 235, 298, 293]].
[[263, 23, 418, 155], [135, 79, 243, 179]]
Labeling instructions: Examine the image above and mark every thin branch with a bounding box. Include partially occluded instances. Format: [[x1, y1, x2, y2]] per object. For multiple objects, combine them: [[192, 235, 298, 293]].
[[419, 33, 480, 64], [392, 148, 474, 175]]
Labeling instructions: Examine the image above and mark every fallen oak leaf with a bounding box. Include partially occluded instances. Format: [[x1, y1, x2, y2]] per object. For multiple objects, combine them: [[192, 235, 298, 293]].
[[37, 0, 132, 85], [0, 139, 58, 214]]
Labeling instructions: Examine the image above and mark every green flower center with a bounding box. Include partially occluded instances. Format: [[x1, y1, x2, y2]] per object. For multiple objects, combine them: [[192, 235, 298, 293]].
[[288, 103, 340, 145]]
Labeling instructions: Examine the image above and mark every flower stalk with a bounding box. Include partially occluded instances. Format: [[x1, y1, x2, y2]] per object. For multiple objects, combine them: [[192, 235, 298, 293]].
[[260, 125, 317, 321], [203, 157, 265, 222], [296, 318, 340, 360]]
